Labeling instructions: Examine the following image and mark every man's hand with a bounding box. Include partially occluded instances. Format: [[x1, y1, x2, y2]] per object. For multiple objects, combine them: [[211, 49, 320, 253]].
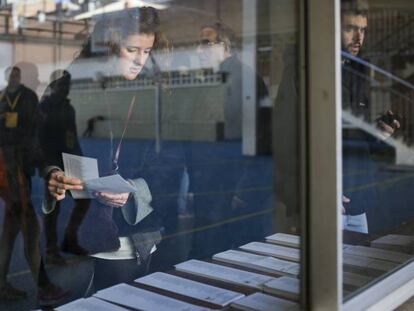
[[94, 192, 129, 208], [48, 170, 83, 201], [377, 110, 400, 138]]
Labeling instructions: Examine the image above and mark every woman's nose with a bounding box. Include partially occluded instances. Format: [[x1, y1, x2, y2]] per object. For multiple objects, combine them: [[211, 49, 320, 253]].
[[133, 51, 144, 65]]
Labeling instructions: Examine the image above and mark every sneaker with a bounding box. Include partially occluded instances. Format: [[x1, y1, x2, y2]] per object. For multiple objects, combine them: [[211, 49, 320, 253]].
[[0, 283, 27, 300], [61, 237, 88, 256], [46, 250, 67, 265], [37, 283, 69, 307]]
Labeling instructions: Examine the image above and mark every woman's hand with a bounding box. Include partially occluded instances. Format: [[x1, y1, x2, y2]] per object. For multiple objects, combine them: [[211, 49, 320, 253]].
[[48, 170, 83, 201], [94, 192, 129, 208]]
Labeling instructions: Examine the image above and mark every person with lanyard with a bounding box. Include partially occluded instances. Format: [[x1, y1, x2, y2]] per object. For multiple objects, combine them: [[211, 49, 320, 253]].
[[0, 66, 68, 305], [41, 7, 169, 291]]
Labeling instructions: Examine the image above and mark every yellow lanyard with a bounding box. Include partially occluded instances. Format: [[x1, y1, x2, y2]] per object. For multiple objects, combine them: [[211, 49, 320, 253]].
[[5, 92, 21, 110]]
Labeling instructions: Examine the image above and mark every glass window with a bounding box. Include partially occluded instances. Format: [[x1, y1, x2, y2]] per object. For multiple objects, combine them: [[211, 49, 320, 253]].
[[0, 1, 305, 309], [341, 0, 414, 301]]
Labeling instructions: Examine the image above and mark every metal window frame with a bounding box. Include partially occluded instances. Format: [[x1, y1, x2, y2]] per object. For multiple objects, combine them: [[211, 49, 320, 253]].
[[305, 0, 343, 309], [305, 0, 414, 309]]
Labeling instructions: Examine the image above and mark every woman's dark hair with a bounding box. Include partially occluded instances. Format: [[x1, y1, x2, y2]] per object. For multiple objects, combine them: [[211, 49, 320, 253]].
[[77, 7, 170, 59]]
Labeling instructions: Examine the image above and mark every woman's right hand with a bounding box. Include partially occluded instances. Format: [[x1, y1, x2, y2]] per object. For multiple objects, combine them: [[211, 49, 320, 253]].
[[48, 170, 83, 201]]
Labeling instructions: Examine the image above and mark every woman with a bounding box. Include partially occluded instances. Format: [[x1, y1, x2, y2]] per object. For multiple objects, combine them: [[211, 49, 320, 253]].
[[42, 6, 170, 291]]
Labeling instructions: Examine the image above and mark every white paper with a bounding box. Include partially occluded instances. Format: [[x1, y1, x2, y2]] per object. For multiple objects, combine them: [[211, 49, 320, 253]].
[[62, 153, 99, 198], [62, 153, 136, 199], [94, 283, 210, 311], [230, 293, 299, 311], [213, 250, 300, 277], [265, 233, 300, 248], [175, 259, 276, 290], [262, 277, 299, 301], [240, 242, 300, 262], [135, 272, 244, 307], [84, 174, 136, 193], [56, 297, 127, 311]]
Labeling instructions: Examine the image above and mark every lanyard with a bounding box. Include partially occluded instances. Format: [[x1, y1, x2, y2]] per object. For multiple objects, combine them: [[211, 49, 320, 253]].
[[111, 95, 136, 173], [6, 92, 21, 110]]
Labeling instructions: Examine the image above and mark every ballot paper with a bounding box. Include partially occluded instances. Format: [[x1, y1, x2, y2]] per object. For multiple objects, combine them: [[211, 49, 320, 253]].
[[62, 153, 136, 199], [56, 297, 127, 311], [175, 259, 276, 290], [84, 174, 136, 193], [135, 272, 245, 307], [230, 293, 299, 311], [262, 277, 299, 301], [213, 250, 300, 277], [94, 283, 210, 311], [265, 233, 300, 248], [240, 242, 300, 262]]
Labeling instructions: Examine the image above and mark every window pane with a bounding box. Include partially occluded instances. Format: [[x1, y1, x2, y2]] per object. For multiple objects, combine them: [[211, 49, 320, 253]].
[[341, 0, 414, 300], [0, 1, 303, 309]]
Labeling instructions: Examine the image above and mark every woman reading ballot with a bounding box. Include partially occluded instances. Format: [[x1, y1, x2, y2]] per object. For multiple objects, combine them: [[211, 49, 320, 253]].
[[41, 6, 170, 291]]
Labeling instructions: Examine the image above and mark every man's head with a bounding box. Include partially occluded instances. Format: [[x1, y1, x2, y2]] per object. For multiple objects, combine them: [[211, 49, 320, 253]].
[[5, 66, 21, 89], [50, 69, 71, 97], [197, 22, 236, 69], [341, 0, 368, 56]]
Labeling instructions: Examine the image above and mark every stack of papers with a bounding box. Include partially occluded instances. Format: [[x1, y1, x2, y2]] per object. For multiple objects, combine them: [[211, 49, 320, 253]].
[[265, 233, 300, 248], [213, 250, 300, 277], [57, 297, 127, 311], [262, 277, 299, 301], [175, 259, 276, 290], [93, 283, 211, 311], [342, 271, 373, 290], [62, 153, 136, 199], [343, 244, 411, 264], [230, 293, 299, 311], [135, 272, 244, 307], [343, 254, 398, 277], [240, 242, 300, 262], [371, 234, 414, 254]]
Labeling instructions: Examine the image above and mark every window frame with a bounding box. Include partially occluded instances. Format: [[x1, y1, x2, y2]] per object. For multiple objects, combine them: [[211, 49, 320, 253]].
[[305, 0, 414, 309]]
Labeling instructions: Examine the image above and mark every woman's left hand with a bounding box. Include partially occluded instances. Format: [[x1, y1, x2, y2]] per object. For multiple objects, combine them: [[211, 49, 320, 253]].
[[94, 192, 130, 208]]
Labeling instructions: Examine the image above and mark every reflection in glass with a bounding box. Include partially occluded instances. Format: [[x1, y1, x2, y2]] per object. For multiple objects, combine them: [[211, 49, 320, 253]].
[[0, 1, 303, 309], [341, 0, 414, 300]]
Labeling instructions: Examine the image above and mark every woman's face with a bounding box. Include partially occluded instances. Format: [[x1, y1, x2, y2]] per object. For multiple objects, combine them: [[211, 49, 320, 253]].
[[117, 33, 155, 80]]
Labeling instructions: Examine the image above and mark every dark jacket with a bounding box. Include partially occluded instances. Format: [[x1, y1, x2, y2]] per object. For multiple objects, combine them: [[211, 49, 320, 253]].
[[0, 84, 42, 177]]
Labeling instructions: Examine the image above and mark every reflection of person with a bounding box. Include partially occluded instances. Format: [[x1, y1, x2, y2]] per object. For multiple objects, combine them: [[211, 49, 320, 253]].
[[42, 7, 168, 291], [39, 70, 90, 264], [15, 61, 41, 96], [341, 0, 400, 233], [197, 22, 269, 140], [82, 115, 106, 138], [191, 22, 271, 256], [0, 66, 67, 304]]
